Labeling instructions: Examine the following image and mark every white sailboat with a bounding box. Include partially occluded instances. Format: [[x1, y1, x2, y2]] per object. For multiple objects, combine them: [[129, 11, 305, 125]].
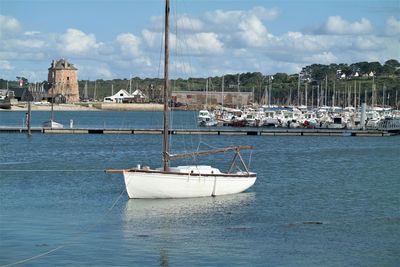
[[197, 78, 217, 126], [106, 0, 256, 199], [197, 109, 217, 126]]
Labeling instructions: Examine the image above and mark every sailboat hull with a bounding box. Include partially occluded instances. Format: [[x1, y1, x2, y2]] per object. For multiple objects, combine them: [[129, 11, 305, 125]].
[[123, 169, 256, 199]]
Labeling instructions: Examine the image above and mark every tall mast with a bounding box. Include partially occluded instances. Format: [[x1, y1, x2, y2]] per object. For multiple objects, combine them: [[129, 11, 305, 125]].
[[84, 80, 88, 99], [297, 73, 300, 106], [94, 80, 97, 100], [51, 70, 55, 121], [162, 0, 170, 171], [221, 75, 224, 108], [305, 82, 308, 107], [129, 75, 132, 94], [237, 74, 240, 108], [205, 78, 208, 108]]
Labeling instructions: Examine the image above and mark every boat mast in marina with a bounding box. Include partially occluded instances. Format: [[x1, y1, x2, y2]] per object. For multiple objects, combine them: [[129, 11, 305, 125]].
[[297, 73, 300, 106], [221, 75, 224, 108], [84, 80, 88, 100]]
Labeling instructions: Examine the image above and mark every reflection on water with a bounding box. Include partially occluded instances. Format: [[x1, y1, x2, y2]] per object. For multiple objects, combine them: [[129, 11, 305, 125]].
[[123, 192, 255, 221], [122, 193, 256, 267], [159, 249, 168, 267]]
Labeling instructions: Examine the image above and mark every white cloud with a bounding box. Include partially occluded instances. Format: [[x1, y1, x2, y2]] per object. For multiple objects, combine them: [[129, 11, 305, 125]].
[[24, 31, 41, 36], [115, 33, 152, 68], [204, 9, 242, 30], [237, 15, 270, 47], [148, 15, 164, 32], [59, 28, 101, 55], [278, 32, 331, 52], [0, 60, 14, 70], [176, 32, 223, 55], [95, 65, 113, 78], [0, 50, 46, 61], [204, 6, 278, 32], [172, 61, 196, 75], [0, 15, 21, 36], [303, 52, 338, 64], [142, 29, 160, 48], [13, 39, 46, 49], [323, 16, 373, 35], [116, 33, 142, 57], [353, 36, 382, 50], [250, 6, 279, 20], [386, 16, 400, 36], [176, 15, 203, 32], [0, 6, 397, 80]]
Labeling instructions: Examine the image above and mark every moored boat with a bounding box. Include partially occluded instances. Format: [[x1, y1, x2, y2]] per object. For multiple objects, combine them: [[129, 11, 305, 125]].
[[106, 0, 257, 199]]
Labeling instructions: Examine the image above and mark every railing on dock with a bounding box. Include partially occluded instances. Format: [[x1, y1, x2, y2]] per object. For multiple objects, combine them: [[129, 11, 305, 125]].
[[377, 118, 400, 131]]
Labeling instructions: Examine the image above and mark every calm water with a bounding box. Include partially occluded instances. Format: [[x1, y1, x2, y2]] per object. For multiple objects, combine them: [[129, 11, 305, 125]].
[[0, 111, 399, 266], [0, 110, 200, 129]]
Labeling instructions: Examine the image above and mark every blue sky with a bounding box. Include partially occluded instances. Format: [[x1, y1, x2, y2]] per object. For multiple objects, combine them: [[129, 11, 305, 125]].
[[0, 0, 399, 82]]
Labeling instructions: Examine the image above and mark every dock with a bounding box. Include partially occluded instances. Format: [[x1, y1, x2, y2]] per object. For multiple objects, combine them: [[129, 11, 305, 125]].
[[0, 127, 398, 136]]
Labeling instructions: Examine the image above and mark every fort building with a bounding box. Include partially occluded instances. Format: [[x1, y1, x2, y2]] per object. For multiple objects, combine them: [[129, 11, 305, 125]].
[[47, 59, 79, 102]]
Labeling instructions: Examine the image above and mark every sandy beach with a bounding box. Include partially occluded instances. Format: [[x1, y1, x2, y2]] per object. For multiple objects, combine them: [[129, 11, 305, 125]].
[[0, 102, 165, 112]]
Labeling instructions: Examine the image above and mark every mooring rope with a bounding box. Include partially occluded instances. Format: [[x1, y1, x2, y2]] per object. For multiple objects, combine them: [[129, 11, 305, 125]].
[[1, 185, 127, 267], [0, 169, 103, 172]]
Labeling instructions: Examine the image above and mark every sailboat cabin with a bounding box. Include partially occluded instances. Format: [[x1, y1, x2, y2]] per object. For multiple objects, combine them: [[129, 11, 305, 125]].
[[47, 59, 79, 103]]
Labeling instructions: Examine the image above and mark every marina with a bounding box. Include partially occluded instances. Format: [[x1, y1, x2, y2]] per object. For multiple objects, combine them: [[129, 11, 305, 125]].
[[0, 126, 398, 136]]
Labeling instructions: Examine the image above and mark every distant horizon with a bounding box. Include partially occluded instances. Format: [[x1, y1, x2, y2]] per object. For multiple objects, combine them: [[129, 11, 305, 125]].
[[1, 0, 399, 81]]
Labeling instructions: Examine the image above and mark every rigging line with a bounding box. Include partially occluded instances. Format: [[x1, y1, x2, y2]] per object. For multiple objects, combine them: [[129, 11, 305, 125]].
[[248, 149, 253, 170], [103, 114, 130, 165], [175, 0, 195, 78], [171, 1, 210, 166], [169, 1, 181, 156], [157, 12, 165, 80], [198, 140, 218, 150], [1, 187, 127, 267], [1, 246, 65, 267]]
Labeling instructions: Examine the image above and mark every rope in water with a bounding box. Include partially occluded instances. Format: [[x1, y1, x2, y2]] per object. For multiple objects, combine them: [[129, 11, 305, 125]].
[[0, 169, 104, 172], [1, 186, 127, 267]]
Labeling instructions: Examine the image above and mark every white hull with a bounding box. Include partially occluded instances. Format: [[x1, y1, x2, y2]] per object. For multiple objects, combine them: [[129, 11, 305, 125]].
[[123, 167, 256, 199], [43, 120, 63, 128]]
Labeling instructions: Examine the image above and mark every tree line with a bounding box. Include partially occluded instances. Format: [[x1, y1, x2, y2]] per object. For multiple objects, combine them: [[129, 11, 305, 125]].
[[1, 59, 399, 107]]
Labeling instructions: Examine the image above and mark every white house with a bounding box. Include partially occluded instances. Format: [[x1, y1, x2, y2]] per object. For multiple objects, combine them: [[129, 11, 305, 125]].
[[103, 89, 147, 103], [131, 89, 147, 102]]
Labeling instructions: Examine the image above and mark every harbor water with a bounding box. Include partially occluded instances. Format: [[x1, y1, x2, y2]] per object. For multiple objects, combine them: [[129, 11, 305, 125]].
[[0, 111, 399, 266]]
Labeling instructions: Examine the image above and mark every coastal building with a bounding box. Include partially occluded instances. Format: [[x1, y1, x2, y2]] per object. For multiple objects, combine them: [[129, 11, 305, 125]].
[[103, 89, 147, 103], [48, 59, 80, 102]]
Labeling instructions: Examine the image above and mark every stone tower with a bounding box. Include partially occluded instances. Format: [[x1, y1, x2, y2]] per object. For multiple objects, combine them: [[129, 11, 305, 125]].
[[48, 59, 79, 102]]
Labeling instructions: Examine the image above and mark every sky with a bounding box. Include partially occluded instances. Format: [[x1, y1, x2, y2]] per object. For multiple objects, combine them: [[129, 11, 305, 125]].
[[0, 0, 399, 82]]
